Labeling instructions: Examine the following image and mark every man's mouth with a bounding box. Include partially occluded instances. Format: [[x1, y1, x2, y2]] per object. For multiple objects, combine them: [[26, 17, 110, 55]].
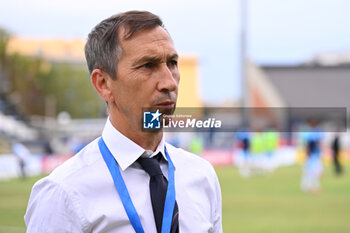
[[154, 100, 175, 109]]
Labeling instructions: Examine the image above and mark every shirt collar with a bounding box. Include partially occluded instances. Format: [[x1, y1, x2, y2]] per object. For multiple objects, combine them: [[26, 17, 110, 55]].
[[101, 117, 167, 171]]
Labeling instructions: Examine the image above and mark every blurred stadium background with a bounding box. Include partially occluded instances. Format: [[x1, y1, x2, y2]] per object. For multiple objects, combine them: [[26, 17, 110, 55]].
[[1, 0, 350, 232]]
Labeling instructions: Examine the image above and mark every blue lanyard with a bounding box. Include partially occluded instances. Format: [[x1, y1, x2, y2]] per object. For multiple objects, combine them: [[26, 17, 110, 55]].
[[98, 137, 176, 233]]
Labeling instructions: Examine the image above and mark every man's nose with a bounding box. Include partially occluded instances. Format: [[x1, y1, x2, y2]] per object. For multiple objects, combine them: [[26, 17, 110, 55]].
[[157, 63, 178, 92]]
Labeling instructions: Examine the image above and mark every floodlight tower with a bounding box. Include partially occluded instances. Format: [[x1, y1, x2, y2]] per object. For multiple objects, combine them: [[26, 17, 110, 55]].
[[240, 0, 249, 126]]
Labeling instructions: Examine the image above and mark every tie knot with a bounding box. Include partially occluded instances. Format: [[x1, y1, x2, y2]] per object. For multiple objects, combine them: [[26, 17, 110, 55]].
[[138, 154, 163, 177]]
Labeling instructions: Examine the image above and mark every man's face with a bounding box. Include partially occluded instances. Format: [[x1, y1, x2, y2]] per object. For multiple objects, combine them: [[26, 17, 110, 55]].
[[108, 26, 180, 129]]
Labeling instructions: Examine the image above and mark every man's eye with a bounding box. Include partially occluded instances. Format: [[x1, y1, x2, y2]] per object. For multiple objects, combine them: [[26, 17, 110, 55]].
[[167, 60, 178, 67], [141, 63, 155, 69]]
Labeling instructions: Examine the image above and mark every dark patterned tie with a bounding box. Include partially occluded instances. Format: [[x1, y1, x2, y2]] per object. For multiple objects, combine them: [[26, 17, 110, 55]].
[[138, 154, 179, 233]]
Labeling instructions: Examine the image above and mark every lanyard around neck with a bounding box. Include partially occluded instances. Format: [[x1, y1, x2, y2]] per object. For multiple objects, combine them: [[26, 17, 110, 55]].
[[98, 137, 176, 233]]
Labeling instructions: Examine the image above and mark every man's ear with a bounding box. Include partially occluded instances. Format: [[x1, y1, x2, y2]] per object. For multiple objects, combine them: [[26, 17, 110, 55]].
[[91, 69, 114, 102]]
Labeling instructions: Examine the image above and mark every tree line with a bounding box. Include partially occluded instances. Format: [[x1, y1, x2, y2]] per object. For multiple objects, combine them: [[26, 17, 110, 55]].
[[0, 28, 104, 119]]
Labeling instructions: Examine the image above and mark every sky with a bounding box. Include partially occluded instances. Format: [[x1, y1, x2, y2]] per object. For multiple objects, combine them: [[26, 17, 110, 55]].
[[1, 0, 350, 104]]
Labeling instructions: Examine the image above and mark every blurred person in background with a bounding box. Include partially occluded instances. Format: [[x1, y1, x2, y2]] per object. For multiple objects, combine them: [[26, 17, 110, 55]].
[[235, 129, 251, 177], [263, 129, 279, 172], [300, 119, 324, 193], [189, 134, 204, 156], [331, 133, 343, 176], [12, 140, 31, 178], [250, 131, 265, 175], [24, 11, 222, 233]]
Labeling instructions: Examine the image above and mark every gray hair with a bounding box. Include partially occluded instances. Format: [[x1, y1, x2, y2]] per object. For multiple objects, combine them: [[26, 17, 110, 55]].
[[84, 11, 164, 79]]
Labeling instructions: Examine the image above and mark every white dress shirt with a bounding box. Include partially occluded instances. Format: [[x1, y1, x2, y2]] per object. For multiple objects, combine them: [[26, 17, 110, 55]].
[[25, 119, 222, 233]]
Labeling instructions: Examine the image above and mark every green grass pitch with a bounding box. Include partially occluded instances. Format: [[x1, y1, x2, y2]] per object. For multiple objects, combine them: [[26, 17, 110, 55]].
[[0, 164, 349, 233]]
